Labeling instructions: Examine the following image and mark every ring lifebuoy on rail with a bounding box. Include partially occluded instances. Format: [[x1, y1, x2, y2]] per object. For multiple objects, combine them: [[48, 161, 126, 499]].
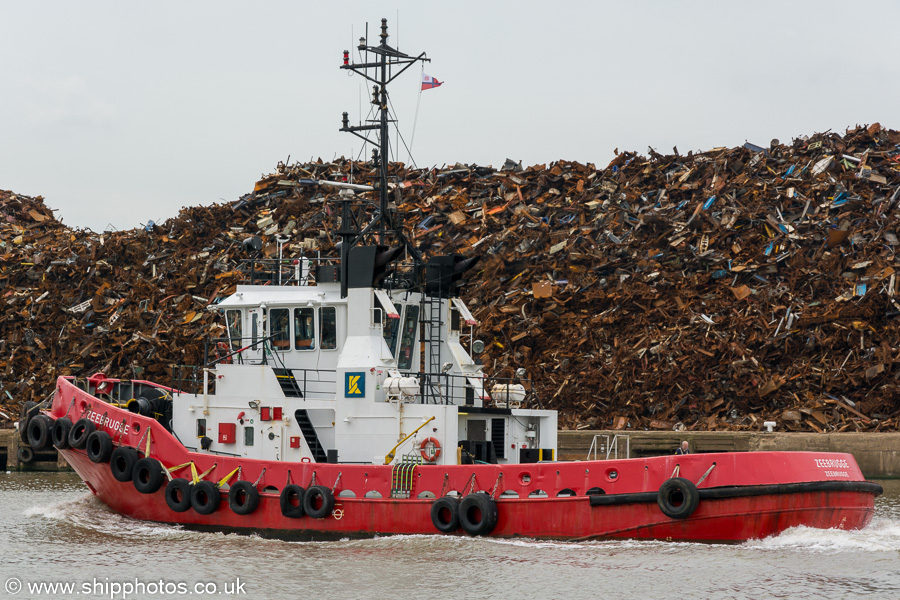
[[420, 437, 442, 462], [216, 342, 232, 364], [657, 477, 700, 520]]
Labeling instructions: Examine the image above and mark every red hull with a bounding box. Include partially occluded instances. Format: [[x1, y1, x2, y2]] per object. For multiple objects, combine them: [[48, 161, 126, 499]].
[[50, 378, 879, 542]]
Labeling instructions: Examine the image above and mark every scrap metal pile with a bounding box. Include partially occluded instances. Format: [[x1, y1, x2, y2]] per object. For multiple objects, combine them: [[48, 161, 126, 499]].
[[2, 123, 899, 432]]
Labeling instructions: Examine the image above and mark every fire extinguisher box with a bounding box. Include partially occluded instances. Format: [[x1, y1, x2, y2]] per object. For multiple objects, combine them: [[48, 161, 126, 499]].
[[260, 407, 271, 421], [218, 422, 236, 444], [290, 436, 301, 448], [273, 407, 283, 420]]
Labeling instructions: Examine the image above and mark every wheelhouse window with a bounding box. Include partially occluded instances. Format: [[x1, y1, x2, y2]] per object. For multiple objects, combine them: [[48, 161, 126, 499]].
[[294, 307, 315, 350], [270, 308, 290, 351], [383, 305, 401, 356], [320, 306, 337, 350], [225, 309, 243, 349], [397, 305, 419, 371]]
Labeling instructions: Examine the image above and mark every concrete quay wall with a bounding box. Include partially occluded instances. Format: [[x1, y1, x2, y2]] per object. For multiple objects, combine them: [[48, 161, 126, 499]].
[[559, 430, 900, 478]]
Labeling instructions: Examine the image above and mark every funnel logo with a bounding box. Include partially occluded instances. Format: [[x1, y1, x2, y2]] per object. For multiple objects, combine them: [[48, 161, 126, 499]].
[[345, 372, 365, 397]]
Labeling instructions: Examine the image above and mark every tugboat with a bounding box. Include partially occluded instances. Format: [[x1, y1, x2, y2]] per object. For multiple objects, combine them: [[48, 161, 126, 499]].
[[25, 19, 881, 542]]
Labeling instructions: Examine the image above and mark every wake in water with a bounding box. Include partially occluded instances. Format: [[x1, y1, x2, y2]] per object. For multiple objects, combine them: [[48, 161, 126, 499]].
[[746, 516, 900, 553], [24, 493, 194, 540]]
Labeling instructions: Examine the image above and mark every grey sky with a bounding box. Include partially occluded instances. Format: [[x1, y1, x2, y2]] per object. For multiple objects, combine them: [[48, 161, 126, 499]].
[[1, 1, 896, 231]]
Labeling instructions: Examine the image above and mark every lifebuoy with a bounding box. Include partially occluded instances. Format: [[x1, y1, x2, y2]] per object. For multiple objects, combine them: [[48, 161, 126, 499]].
[[420, 437, 442, 462], [216, 342, 232, 364], [657, 477, 700, 520]]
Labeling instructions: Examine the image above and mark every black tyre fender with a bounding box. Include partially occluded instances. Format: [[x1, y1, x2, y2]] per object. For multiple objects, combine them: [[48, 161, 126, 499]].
[[51, 417, 73, 449], [86, 431, 113, 463], [303, 485, 335, 519], [132, 457, 165, 494], [17, 445, 35, 464], [19, 401, 38, 443], [229, 481, 261, 515], [190, 480, 222, 515], [27, 414, 53, 452], [430, 497, 460, 533], [459, 493, 498, 536], [68, 418, 96, 450], [657, 477, 700, 520], [280, 484, 306, 519], [165, 479, 193, 513], [110, 446, 140, 482]]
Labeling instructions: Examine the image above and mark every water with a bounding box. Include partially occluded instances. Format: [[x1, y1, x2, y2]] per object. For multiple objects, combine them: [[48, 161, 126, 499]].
[[2, 473, 899, 600]]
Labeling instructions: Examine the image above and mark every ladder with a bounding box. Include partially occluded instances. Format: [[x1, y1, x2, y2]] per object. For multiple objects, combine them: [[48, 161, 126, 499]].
[[295, 409, 328, 462], [420, 296, 445, 404], [273, 368, 303, 398]]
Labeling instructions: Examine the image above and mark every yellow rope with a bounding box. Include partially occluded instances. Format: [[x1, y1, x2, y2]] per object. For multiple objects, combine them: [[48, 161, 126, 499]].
[[217, 466, 241, 488]]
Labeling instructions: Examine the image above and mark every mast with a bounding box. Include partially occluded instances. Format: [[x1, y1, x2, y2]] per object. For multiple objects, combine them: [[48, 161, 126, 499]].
[[338, 18, 429, 297]]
